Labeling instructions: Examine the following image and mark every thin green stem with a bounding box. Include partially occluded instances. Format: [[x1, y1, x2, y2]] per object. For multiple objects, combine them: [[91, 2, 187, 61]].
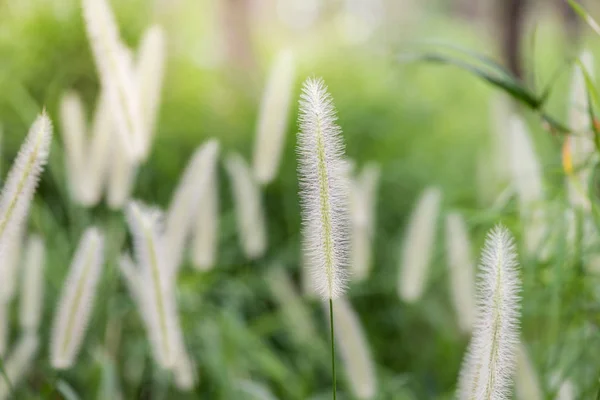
[[329, 298, 336, 400]]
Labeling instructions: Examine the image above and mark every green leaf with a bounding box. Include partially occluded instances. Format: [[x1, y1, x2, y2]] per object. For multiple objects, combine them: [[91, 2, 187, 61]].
[[568, 0, 600, 36]]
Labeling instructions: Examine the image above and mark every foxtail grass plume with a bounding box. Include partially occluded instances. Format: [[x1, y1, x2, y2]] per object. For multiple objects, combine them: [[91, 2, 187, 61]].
[[50, 227, 105, 369], [136, 25, 166, 159], [0, 226, 24, 302], [19, 235, 45, 333], [164, 140, 220, 274], [106, 134, 138, 209], [252, 49, 296, 184], [566, 50, 595, 211], [457, 225, 521, 400], [0, 333, 39, 400], [551, 373, 575, 400], [225, 152, 267, 259], [266, 267, 317, 343], [59, 91, 87, 201], [0, 113, 52, 255], [325, 297, 377, 399], [489, 94, 512, 187], [508, 116, 546, 256], [514, 343, 542, 400], [125, 201, 178, 368], [191, 163, 219, 270], [397, 187, 442, 303], [82, 0, 144, 161], [445, 212, 476, 333], [297, 77, 350, 300], [350, 162, 380, 281], [172, 340, 197, 391]]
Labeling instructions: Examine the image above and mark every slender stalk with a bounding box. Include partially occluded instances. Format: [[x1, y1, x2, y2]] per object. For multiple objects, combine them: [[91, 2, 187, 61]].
[[329, 298, 336, 400]]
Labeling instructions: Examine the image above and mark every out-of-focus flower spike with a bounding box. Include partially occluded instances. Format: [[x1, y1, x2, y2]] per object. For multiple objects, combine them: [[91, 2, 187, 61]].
[[397, 187, 442, 303], [136, 25, 166, 159], [19, 234, 45, 334], [0, 333, 39, 400], [59, 91, 87, 201], [297, 77, 350, 300], [50, 227, 105, 369], [0, 113, 52, 255], [225, 152, 267, 259], [253, 49, 296, 185], [82, 0, 144, 161], [325, 297, 377, 399], [191, 165, 219, 271], [515, 343, 542, 400], [164, 140, 219, 274], [0, 225, 24, 302], [106, 135, 137, 210]]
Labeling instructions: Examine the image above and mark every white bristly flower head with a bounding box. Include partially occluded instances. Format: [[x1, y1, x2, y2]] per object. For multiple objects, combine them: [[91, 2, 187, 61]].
[[297, 77, 350, 300], [225, 152, 267, 259], [0, 112, 52, 256], [106, 131, 138, 210], [59, 91, 87, 201], [325, 297, 377, 399], [191, 160, 220, 271], [397, 186, 442, 303], [445, 212, 476, 333], [50, 227, 105, 369], [19, 234, 46, 333], [252, 49, 296, 185], [457, 225, 521, 400], [0, 333, 39, 400]]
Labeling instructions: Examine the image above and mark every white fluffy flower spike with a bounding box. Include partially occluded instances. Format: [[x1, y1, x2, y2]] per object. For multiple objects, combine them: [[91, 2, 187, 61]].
[[297, 77, 350, 300], [457, 225, 521, 400]]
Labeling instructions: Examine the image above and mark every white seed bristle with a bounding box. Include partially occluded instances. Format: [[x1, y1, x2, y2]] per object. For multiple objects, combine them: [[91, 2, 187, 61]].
[[445, 212, 476, 333], [253, 49, 296, 184], [50, 227, 105, 369], [191, 161, 219, 271], [224, 152, 267, 259], [397, 186, 442, 303], [59, 91, 87, 201], [19, 234, 45, 333], [106, 133, 138, 210], [297, 77, 350, 300], [457, 225, 521, 400]]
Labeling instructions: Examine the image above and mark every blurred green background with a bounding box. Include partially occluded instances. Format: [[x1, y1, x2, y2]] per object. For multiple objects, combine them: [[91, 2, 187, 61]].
[[1, 0, 600, 398]]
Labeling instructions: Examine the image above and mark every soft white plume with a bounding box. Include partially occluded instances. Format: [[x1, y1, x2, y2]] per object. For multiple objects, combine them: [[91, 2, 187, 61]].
[[164, 140, 220, 274], [0, 113, 52, 256], [106, 132, 137, 209], [566, 50, 595, 211], [445, 212, 476, 333], [508, 116, 546, 256], [266, 267, 316, 343], [489, 94, 512, 187], [397, 187, 441, 303], [19, 234, 45, 333], [326, 297, 377, 399], [514, 343, 542, 400], [252, 49, 295, 184], [0, 225, 24, 302], [59, 91, 87, 201], [551, 373, 575, 400], [297, 77, 350, 300], [225, 152, 267, 259], [125, 201, 178, 368], [457, 225, 521, 400], [350, 162, 380, 281], [191, 161, 219, 271], [0, 333, 39, 400], [136, 25, 166, 159], [50, 227, 105, 369], [82, 0, 144, 161]]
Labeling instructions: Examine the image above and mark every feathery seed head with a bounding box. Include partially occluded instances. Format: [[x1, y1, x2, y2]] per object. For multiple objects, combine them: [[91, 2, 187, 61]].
[[59, 91, 87, 201], [0, 333, 39, 400], [191, 159, 220, 270], [19, 234, 45, 333], [50, 227, 105, 369], [457, 225, 521, 400], [0, 112, 52, 256], [397, 186, 442, 303], [297, 77, 350, 300]]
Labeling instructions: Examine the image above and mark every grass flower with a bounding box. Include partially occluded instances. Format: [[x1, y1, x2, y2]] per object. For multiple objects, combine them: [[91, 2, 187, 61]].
[[514, 343, 542, 400], [0, 333, 39, 400], [225, 152, 267, 259], [19, 234, 45, 334], [106, 136, 137, 209], [397, 186, 442, 303], [191, 161, 219, 271], [457, 225, 521, 400], [136, 25, 166, 159], [0, 226, 24, 302], [50, 227, 105, 369], [0, 112, 52, 256], [297, 77, 349, 301], [165, 140, 219, 274], [125, 201, 178, 368], [445, 212, 476, 333], [326, 297, 377, 399], [252, 49, 296, 185], [59, 91, 87, 201], [82, 0, 144, 161]]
